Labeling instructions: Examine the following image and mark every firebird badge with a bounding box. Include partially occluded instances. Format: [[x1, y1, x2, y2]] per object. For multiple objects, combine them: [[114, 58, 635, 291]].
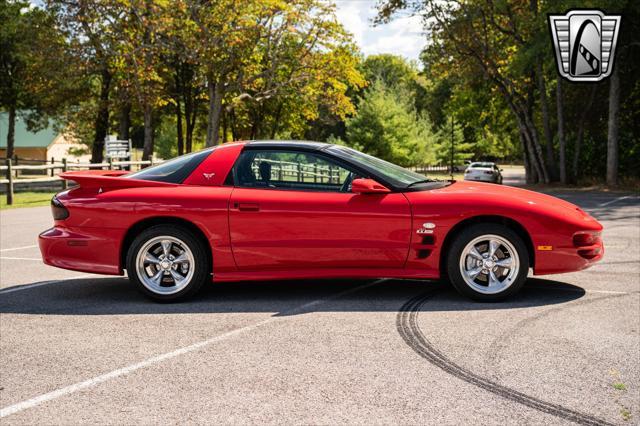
[[548, 10, 621, 82], [203, 172, 215, 180]]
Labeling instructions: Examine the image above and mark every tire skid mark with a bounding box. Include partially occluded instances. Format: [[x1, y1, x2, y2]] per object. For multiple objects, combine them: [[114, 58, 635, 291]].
[[485, 292, 636, 383], [397, 291, 615, 426]]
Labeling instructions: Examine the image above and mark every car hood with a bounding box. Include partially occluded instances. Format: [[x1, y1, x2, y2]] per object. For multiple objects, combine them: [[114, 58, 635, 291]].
[[410, 180, 598, 226]]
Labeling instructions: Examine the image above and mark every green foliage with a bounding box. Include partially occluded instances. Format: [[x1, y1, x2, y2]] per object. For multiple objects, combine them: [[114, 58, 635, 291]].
[[1, 1, 83, 149], [345, 80, 436, 166], [155, 116, 178, 160], [434, 120, 474, 165]]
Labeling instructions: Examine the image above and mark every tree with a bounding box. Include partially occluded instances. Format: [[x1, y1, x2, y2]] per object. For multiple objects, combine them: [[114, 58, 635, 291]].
[[607, 67, 620, 186], [0, 2, 71, 159], [48, 0, 122, 163], [360, 54, 418, 90], [556, 78, 566, 184], [189, 0, 361, 146], [345, 80, 436, 167], [377, 0, 550, 183], [434, 119, 474, 167]]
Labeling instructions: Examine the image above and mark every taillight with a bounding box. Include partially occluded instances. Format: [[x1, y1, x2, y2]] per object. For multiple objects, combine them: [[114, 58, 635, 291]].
[[51, 196, 69, 220], [573, 231, 602, 260], [573, 231, 601, 247]]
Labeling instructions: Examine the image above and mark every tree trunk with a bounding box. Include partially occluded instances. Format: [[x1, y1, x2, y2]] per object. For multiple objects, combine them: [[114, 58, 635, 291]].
[[222, 109, 228, 143], [206, 76, 223, 147], [572, 85, 597, 182], [6, 106, 16, 160], [271, 103, 283, 139], [556, 79, 567, 184], [536, 59, 556, 179], [184, 95, 195, 153], [524, 78, 549, 184], [250, 105, 264, 140], [91, 68, 112, 163], [176, 98, 184, 156], [607, 67, 620, 186], [520, 130, 536, 184], [142, 104, 154, 161], [117, 102, 131, 141], [519, 120, 543, 183], [230, 109, 238, 141]]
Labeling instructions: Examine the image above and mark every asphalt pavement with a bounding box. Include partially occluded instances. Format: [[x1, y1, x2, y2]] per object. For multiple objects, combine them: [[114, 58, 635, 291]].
[[0, 181, 638, 425]]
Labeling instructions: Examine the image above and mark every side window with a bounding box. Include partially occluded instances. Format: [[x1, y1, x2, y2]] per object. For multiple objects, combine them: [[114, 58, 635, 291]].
[[233, 150, 357, 192]]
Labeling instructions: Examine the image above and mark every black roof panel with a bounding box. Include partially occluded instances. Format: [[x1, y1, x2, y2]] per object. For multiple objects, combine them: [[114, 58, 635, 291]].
[[245, 140, 329, 150]]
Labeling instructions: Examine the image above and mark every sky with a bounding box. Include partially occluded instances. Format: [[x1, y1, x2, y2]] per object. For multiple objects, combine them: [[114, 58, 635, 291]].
[[332, 0, 426, 63]]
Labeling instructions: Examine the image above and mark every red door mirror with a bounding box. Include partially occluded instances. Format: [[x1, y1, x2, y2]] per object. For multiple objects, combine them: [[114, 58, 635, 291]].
[[351, 178, 391, 194]]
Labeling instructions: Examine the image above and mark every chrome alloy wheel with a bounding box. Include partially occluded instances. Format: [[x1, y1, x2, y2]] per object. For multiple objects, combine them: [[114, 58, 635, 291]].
[[135, 236, 195, 295], [458, 234, 520, 295]]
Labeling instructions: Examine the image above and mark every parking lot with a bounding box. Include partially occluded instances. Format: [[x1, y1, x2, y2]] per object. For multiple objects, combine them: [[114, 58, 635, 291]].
[[0, 185, 638, 424]]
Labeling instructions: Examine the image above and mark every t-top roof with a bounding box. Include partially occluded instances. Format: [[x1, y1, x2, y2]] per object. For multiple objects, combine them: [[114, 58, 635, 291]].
[[244, 140, 329, 150]]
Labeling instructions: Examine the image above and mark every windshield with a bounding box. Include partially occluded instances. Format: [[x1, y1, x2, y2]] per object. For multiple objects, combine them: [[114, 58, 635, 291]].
[[126, 148, 213, 183], [326, 145, 431, 188]]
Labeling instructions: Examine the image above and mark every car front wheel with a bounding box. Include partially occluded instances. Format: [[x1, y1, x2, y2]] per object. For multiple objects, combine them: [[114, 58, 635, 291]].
[[126, 225, 209, 302], [447, 224, 529, 301]]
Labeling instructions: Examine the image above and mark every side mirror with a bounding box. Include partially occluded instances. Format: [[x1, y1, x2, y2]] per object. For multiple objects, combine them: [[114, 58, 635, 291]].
[[499, 168, 504, 172], [351, 178, 391, 194]]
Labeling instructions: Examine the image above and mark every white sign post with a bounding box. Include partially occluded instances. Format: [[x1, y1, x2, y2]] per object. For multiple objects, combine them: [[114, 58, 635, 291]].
[[104, 135, 132, 170]]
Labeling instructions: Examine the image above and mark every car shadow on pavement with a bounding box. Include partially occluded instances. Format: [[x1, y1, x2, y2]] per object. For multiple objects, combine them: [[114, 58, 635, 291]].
[[0, 277, 586, 316]]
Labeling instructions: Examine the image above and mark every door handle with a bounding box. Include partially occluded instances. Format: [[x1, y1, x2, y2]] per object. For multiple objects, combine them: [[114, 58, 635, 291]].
[[235, 202, 260, 212]]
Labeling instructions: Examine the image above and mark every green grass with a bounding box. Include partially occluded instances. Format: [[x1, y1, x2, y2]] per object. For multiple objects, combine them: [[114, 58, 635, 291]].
[[621, 408, 632, 421], [0, 192, 56, 210], [613, 382, 627, 391]]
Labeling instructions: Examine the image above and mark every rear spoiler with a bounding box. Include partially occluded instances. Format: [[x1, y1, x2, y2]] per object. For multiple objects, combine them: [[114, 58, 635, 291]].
[[59, 170, 177, 190]]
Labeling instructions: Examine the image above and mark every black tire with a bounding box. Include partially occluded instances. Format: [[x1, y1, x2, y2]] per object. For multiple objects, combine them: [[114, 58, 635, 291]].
[[126, 225, 210, 302], [446, 223, 529, 302]]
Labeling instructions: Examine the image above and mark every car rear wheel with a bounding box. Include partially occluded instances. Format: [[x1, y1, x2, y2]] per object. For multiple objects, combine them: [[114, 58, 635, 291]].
[[446, 224, 529, 301], [126, 225, 209, 302]]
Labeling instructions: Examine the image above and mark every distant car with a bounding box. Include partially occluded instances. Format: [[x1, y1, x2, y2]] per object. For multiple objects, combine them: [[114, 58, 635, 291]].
[[464, 162, 503, 184]]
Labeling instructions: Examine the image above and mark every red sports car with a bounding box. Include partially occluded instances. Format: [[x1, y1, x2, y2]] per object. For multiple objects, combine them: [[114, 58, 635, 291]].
[[39, 141, 603, 302]]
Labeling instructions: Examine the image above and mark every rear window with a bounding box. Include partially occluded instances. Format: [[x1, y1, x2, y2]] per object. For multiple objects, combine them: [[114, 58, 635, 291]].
[[127, 148, 213, 183], [470, 162, 494, 168]]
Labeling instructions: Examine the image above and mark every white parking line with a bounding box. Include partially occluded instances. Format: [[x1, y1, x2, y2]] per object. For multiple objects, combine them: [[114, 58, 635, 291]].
[[0, 275, 93, 295], [598, 195, 637, 207], [0, 256, 42, 261], [0, 278, 386, 418], [0, 244, 38, 252]]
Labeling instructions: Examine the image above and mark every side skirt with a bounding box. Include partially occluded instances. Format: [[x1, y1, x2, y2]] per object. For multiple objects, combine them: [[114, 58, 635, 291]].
[[212, 268, 440, 283]]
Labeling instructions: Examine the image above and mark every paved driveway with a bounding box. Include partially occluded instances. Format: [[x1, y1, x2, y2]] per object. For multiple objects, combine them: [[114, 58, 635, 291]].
[[0, 189, 638, 425]]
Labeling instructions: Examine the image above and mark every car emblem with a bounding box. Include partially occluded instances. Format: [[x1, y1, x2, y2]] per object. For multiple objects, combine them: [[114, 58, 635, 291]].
[[548, 10, 621, 82], [203, 172, 215, 180]]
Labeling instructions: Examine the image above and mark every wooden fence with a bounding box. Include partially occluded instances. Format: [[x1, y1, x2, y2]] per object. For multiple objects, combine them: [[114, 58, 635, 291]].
[[2, 157, 453, 206], [1, 158, 157, 205]]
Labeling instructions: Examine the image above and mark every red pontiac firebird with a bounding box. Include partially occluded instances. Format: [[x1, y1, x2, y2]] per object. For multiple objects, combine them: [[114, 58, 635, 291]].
[[39, 141, 604, 302]]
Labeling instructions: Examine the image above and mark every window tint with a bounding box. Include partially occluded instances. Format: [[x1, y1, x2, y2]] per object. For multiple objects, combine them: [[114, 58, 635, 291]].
[[127, 148, 213, 183], [326, 145, 427, 188], [233, 150, 356, 192]]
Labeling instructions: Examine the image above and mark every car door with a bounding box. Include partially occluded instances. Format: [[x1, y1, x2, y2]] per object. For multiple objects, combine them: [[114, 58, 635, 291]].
[[228, 148, 412, 271]]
